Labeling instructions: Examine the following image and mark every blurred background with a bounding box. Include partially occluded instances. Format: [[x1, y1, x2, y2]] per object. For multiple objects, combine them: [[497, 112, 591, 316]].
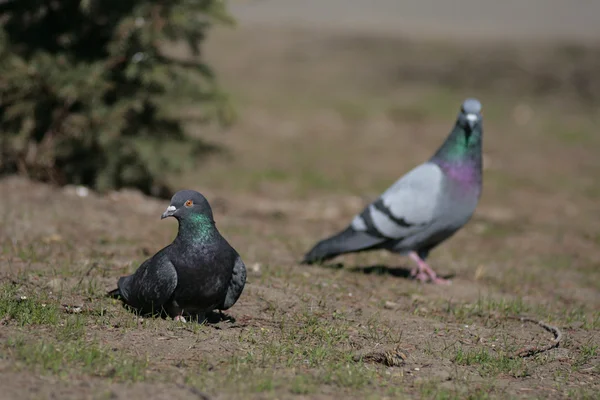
[[195, 0, 600, 207], [2, 0, 600, 201]]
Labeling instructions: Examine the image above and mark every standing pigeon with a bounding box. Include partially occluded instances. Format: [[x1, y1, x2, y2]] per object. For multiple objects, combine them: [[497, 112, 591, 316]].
[[302, 98, 484, 284], [108, 190, 246, 322]]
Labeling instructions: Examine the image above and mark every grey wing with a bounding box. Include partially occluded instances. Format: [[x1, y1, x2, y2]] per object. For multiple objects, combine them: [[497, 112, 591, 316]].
[[118, 253, 178, 314], [219, 256, 247, 310], [350, 162, 443, 240]]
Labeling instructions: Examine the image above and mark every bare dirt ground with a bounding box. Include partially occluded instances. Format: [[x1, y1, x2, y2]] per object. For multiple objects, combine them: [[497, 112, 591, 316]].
[[1, 4, 600, 400]]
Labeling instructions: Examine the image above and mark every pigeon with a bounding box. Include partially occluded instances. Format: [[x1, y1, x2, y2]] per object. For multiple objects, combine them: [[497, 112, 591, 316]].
[[108, 190, 247, 322], [302, 98, 484, 284]]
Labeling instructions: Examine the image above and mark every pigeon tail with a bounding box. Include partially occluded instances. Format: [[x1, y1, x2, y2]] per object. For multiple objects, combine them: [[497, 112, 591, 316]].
[[107, 287, 122, 298], [302, 226, 383, 264]]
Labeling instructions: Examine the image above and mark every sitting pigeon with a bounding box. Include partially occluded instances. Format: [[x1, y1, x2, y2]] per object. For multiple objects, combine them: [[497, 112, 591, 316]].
[[108, 190, 246, 321], [302, 98, 484, 284]]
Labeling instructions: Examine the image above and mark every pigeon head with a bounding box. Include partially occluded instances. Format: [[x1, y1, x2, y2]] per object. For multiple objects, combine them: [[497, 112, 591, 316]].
[[456, 98, 483, 137], [430, 98, 484, 180], [161, 190, 214, 222]]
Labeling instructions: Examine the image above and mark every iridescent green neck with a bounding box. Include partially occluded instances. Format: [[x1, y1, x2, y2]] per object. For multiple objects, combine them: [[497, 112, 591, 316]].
[[430, 124, 482, 189], [431, 124, 482, 166], [179, 214, 216, 242]]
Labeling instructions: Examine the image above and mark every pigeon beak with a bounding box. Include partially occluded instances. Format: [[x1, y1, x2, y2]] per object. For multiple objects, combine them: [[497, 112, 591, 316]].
[[161, 205, 177, 220], [466, 113, 478, 131]]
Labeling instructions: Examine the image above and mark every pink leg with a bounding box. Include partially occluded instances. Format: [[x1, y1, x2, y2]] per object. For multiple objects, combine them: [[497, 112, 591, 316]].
[[409, 252, 450, 285], [174, 314, 187, 323]]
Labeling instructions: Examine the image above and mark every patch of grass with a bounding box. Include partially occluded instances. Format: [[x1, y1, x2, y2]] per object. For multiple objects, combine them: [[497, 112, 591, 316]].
[[453, 346, 528, 378], [320, 360, 376, 389], [566, 387, 600, 400], [211, 306, 383, 395], [573, 343, 598, 370], [6, 337, 148, 381], [443, 296, 530, 324], [0, 283, 60, 326], [454, 347, 493, 365], [559, 308, 600, 330], [363, 315, 403, 343], [237, 309, 354, 369], [290, 374, 317, 395], [57, 315, 87, 340], [418, 381, 462, 400], [251, 373, 277, 393], [12, 242, 46, 263], [417, 379, 503, 400]]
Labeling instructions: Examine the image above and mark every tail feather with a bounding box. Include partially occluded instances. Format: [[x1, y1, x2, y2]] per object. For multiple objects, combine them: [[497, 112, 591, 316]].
[[107, 287, 122, 299], [302, 226, 384, 264], [107, 276, 132, 300]]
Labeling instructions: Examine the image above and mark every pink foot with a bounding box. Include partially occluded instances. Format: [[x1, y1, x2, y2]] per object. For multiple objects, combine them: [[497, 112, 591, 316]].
[[410, 266, 429, 282], [409, 252, 451, 285], [174, 315, 187, 323]]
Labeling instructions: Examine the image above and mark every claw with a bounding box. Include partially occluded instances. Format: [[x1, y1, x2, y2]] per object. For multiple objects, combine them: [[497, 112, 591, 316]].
[[409, 251, 451, 285]]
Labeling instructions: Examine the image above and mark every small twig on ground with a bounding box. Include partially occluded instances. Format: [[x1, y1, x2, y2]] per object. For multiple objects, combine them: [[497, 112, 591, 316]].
[[509, 316, 563, 358]]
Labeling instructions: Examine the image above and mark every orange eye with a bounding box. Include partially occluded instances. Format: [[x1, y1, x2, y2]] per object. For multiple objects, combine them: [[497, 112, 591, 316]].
[[184, 200, 193, 207]]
